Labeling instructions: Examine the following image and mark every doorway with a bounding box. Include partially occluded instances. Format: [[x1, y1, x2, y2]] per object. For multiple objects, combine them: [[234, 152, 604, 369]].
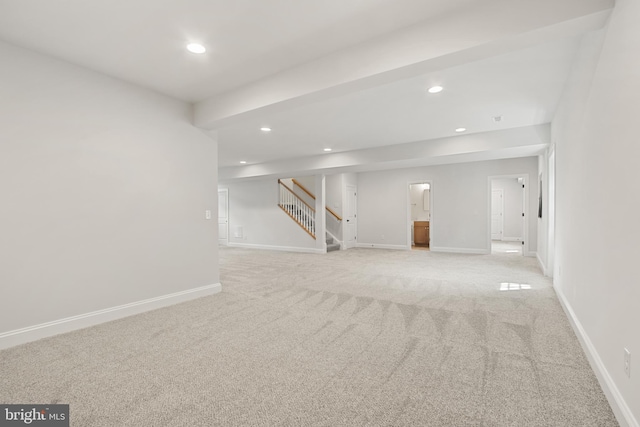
[[408, 182, 431, 250], [489, 176, 527, 256]]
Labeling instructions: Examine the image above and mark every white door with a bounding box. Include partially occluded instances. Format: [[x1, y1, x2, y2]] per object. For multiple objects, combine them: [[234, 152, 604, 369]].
[[218, 189, 228, 245], [345, 185, 357, 249], [491, 189, 504, 240]]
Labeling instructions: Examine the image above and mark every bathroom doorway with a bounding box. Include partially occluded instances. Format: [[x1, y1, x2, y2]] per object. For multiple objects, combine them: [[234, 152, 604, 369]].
[[408, 181, 431, 250]]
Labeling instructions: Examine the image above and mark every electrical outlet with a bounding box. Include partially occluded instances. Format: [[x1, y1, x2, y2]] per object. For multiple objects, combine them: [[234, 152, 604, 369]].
[[205, 210, 212, 220], [624, 348, 631, 378]]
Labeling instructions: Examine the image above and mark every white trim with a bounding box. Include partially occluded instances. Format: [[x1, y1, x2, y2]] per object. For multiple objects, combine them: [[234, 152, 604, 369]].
[[227, 242, 324, 254], [0, 283, 222, 350], [501, 237, 523, 242], [356, 243, 409, 251], [554, 285, 639, 427], [431, 246, 488, 255], [536, 252, 549, 276]]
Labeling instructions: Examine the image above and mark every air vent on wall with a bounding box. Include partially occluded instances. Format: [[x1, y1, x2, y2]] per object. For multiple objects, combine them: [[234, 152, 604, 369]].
[[492, 115, 503, 123]]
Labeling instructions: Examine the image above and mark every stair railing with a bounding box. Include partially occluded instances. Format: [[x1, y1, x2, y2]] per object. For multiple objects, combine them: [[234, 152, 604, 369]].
[[291, 178, 342, 221], [278, 180, 316, 239]]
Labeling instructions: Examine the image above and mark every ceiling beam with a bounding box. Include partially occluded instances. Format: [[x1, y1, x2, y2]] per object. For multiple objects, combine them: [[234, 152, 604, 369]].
[[195, 1, 612, 130], [219, 124, 550, 182]]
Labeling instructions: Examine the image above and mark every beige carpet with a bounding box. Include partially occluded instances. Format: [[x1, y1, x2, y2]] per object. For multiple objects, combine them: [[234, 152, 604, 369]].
[[0, 247, 618, 426]]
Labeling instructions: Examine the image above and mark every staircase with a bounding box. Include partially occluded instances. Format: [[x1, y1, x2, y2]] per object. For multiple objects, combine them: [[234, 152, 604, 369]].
[[278, 178, 343, 252], [278, 179, 316, 239], [326, 235, 340, 252]]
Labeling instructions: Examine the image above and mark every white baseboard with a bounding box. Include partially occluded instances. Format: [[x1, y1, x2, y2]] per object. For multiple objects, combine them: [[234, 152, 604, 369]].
[[430, 246, 488, 255], [554, 284, 638, 427], [228, 242, 324, 254], [536, 252, 549, 275], [356, 243, 409, 250], [0, 283, 222, 350]]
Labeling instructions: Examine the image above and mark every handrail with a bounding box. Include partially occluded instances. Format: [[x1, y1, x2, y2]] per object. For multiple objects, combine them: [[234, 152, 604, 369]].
[[278, 180, 315, 212], [292, 178, 315, 200], [325, 206, 343, 222], [291, 178, 343, 221]]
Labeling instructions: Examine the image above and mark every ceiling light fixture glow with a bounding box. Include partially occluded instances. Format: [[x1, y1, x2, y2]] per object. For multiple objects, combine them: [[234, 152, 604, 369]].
[[455, 127, 467, 133], [428, 86, 443, 94], [260, 127, 272, 132], [324, 148, 332, 152], [240, 161, 247, 164], [186, 43, 206, 54]]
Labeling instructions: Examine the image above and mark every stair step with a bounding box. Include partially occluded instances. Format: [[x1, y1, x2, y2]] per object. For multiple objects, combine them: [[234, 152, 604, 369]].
[[327, 243, 340, 252]]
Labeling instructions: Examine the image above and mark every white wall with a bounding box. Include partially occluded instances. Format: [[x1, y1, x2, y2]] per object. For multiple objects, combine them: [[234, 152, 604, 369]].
[[0, 41, 219, 343], [343, 173, 358, 189], [552, 0, 640, 423], [220, 179, 319, 252], [491, 178, 524, 240], [295, 175, 316, 194], [289, 176, 315, 207], [357, 157, 538, 253]]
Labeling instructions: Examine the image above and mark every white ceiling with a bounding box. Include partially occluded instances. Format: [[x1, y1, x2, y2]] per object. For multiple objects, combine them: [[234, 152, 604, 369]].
[[0, 0, 614, 180], [217, 37, 580, 167], [0, 0, 477, 102]]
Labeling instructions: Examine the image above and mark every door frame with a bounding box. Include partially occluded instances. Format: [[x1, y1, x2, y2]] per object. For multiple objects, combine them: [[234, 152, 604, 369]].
[[487, 174, 529, 256], [407, 180, 432, 249]]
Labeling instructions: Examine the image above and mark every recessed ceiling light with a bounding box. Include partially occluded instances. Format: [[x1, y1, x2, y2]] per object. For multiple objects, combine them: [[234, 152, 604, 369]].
[[239, 161, 247, 164], [260, 127, 271, 132], [323, 148, 332, 152], [186, 43, 206, 54], [428, 86, 443, 94], [455, 127, 467, 133]]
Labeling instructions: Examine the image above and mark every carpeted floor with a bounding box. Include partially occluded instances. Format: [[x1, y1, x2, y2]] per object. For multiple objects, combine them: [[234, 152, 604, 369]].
[[0, 247, 618, 426]]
